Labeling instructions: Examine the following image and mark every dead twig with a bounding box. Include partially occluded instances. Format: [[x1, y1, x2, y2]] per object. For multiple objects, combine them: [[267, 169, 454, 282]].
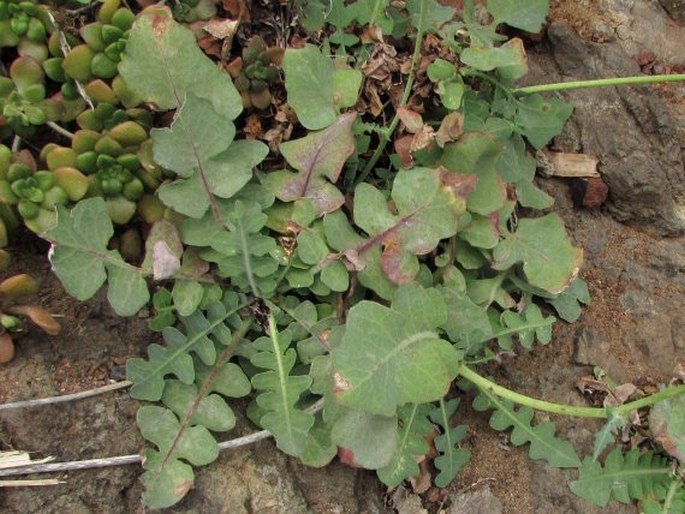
[[0, 381, 132, 411]]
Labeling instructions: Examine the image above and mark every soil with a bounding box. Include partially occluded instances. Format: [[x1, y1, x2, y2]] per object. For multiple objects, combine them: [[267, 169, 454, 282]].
[[1, 2, 684, 514]]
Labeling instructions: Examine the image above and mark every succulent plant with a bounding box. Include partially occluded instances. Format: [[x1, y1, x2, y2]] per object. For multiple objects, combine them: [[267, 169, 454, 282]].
[[0, 0, 53, 64], [41, 118, 162, 225], [227, 36, 284, 110], [0, 250, 60, 363], [0, 55, 65, 136], [58, 0, 133, 84], [0, 145, 70, 233], [172, 0, 219, 23]]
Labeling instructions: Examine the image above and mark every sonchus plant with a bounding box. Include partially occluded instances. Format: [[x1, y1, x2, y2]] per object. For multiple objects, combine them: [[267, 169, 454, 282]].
[[6, 0, 685, 511], [227, 36, 283, 110], [0, 250, 60, 363]]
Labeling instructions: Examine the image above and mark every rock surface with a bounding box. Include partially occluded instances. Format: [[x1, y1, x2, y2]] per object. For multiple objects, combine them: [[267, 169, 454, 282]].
[[527, 21, 685, 235]]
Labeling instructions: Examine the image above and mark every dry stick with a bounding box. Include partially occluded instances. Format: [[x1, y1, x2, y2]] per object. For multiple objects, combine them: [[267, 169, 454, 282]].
[[46, 10, 94, 110], [0, 479, 65, 487], [0, 381, 133, 411], [46, 121, 75, 140]]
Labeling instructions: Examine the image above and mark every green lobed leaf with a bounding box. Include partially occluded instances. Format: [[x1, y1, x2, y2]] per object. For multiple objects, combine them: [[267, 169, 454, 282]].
[[150, 288, 176, 331], [194, 360, 252, 399], [172, 279, 204, 317], [515, 94, 574, 150], [331, 408, 400, 469], [283, 45, 362, 130], [430, 398, 471, 488], [137, 405, 219, 509], [407, 0, 454, 32], [377, 403, 434, 486], [264, 112, 356, 215], [323, 210, 396, 300], [569, 449, 673, 507], [46, 198, 149, 316], [493, 213, 583, 294], [547, 277, 591, 322], [499, 303, 555, 349], [119, 7, 241, 119], [161, 379, 236, 432], [440, 132, 506, 216], [299, 413, 338, 468], [151, 93, 235, 178], [473, 390, 581, 468], [460, 38, 527, 72], [497, 134, 554, 210], [154, 96, 268, 219], [203, 200, 278, 295], [486, 0, 549, 33], [127, 298, 242, 400], [251, 324, 315, 457], [327, 0, 359, 46], [332, 284, 461, 416], [459, 213, 500, 249], [439, 284, 492, 353], [592, 411, 627, 460]]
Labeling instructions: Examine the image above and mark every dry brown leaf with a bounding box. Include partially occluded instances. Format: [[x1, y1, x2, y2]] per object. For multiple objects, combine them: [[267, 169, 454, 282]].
[[223, 0, 250, 22], [397, 106, 424, 133], [9, 305, 61, 335], [0, 333, 14, 363], [203, 18, 239, 40], [435, 112, 463, 147], [410, 125, 435, 153], [244, 114, 264, 140], [394, 134, 414, 168]]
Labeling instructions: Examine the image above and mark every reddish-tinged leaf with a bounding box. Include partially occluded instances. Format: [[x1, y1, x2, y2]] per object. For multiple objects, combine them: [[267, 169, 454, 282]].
[[397, 106, 424, 133], [266, 112, 356, 215], [338, 447, 363, 468], [353, 167, 473, 284]]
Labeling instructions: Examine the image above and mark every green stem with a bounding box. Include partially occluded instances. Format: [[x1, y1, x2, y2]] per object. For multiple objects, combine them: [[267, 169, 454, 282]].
[[457, 364, 685, 419], [462, 68, 515, 99], [514, 73, 685, 96], [355, 0, 428, 185]]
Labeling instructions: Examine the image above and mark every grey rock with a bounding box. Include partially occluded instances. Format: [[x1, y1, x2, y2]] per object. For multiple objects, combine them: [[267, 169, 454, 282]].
[[574, 326, 631, 382], [446, 486, 503, 514], [621, 312, 677, 376], [659, 0, 685, 24], [603, 0, 685, 62], [618, 289, 655, 315], [532, 22, 685, 235]]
